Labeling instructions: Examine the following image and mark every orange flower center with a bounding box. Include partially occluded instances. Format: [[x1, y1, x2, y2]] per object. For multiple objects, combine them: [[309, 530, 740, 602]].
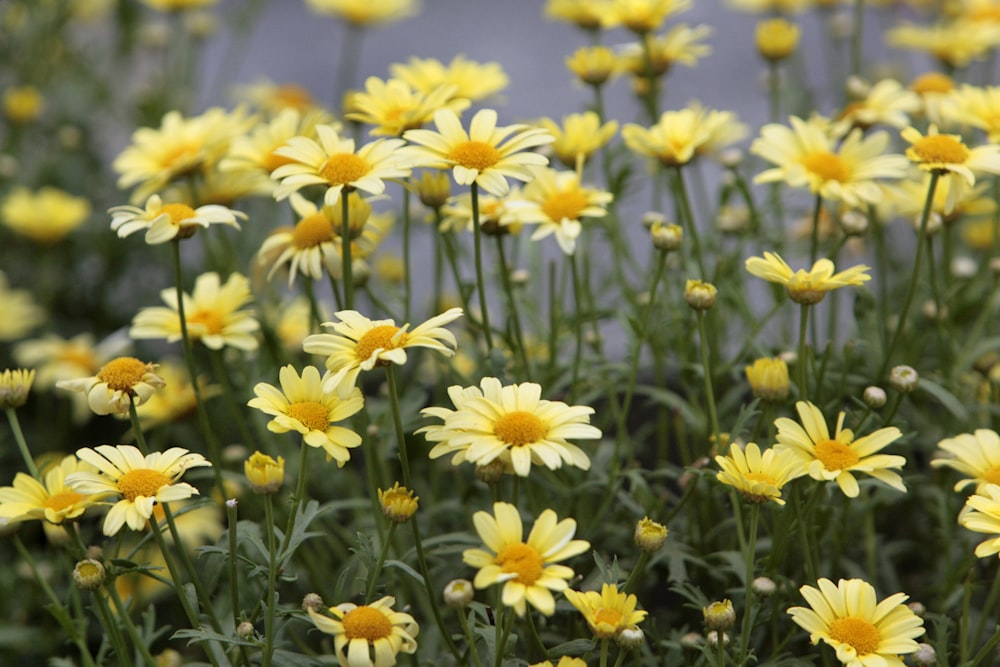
[[983, 465, 1000, 486], [814, 439, 860, 471], [292, 213, 335, 249], [448, 141, 501, 171], [594, 607, 624, 627], [43, 490, 85, 512], [496, 541, 544, 585], [494, 411, 547, 447], [160, 203, 198, 226], [342, 606, 393, 641], [802, 151, 849, 182], [354, 325, 407, 361], [541, 189, 590, 223], [274, 84, 314, 110], [117, 468, 171, 501], [188, 309, 225, 335], [320, 153, 370, 186], [744, 471, 777, 485], [910, 72, 954, 95], [96, 357, 149, 392], [828, 616, 880, 656], [286, 401, 330, 432], [910, 134, 969, 164]]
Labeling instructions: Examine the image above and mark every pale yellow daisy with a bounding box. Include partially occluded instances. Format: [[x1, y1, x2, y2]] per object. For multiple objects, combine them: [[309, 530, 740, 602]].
[[942, 84, 1000, 142], [959, 483, 1000, 558], [231, 79, 321, 116], [0, 455, 102, 526], [109, 193, 244, 244], [307, 596, 419, 667], [622, 105, 741, 167], [715, 442, 805, 505], [745, 252, 871, 305], [304, 0, 418, 26], [0, 272, 45, 341], [887, 19, 1000, 70], [611, 0, 692, 34], [56, 357, 165, 417], [390, 55, 508, 103], [545, 0, 617, 30], [520, 166, 613, 255], [832, 79, 920, 135], [564, 583, 647, 639], [221, 107, 333, 178], [1, 186, 91, 244], [931, 429, 1000, 492], [618, 23, 713, 77], [537, 112, 618, 170], [565, 45, 621, 87], [901, 124, 1000, 213], [346, 76, 469, 137], [0, 368, 34, 409], [438, 188, 533, 234], [462, 502, 590, 616]]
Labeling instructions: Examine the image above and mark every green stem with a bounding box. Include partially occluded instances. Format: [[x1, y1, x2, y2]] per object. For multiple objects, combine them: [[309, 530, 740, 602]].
[[127, 399, 149, 455], [280, 442, 310, 558], [600, 637, 610, 667], [622, 551, 650, 595], [209, 349, 257, 451], [226, 501, 253, 667], [458, 607, 484, 667], [673, 166, 708, 279], [809, 193, 823, 264], [408, 517, 463, 660], [493, 596, 514, 667], [161, 503, 223, 632], [106, 580, 158, 667], [696, 310, 721, 452], [738, 504, 761, 664], [5, 408, 38, 478], [569, 253, 586, 401], [495, 234, 532, 380], [974, 563, 1000, 651], [385, 365, 411, 488], [525, 611, 548, 662], [365, 522, 397, 604], [470, 182, 495, 352], [798, 304, 811, 401], [341, 190, 354, 310], [262, 495, 279, 667], [402, 187, 412, 321]]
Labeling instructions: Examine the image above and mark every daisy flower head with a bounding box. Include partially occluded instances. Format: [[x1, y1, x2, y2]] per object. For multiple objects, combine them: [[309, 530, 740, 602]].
[[271, 123, 410, 207], [303, 308, 463, 388], [130, 272, 259, 351], [787, 578, 925, 666], [622, 104, 739, 168], [619, 23, 713, 77], [390, 55, 509, 104], [545, 0, 617, 31], [958, 483, 1000, 558], [521, 167, 613, 255], [887, 19, 1000, 70], [564, 583, 647, 639], [1, 186, 91, 244], [402, 108, 554, 197], [565, 45, 621, 87], [0, 271, 45, 342], [611, 0, 692, 34], [346, 76, 470, 137], [538, 112, 618, 170], [232, 79, 321, 117], [438, 188, 533, 234], [832, 78, 920, 135], [66, 445, 211, 536], [221, 107, 333, 178], [751, 116, 909, 207], [247, 365, 364, 466], [56, 357, 165, 417], [109, 193, 244, 245], [774, 401, 906, 498], [0, 368, 34, 410], [307, 596, 418, 667], [258, 193, 339, 286], [715, 442, 806, 505], [745, 252, 870, 305], [304, 0, 419, 27], [462, 502, 590, 616], [0, 455, 101, 526], [942, 84, 1000, 143], [419, 377, 600, 477], [901, 124, 1000, 212], [932, 429, 1000, 492]]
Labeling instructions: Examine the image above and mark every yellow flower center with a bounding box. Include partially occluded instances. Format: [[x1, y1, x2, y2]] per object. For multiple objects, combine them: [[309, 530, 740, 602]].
[[292, 213, 335, 249], [262, 150, 296, 173], [828, 616, 881, 656], [286, 401, 330, 432], [274, 84, 314, 110], [541, 189, 590, 222], [117, 468, 171, 501], [802, 151, 849, 182], [814, 439, 860, 471], [983, 465, 1000, 486], [160, 203, 198, 226], [188, 309, 225, 335], [910, 134, 970, 165], [594, 608, 624, 627], [43, 490, 85, 512], [354, 325, 407, 361], [494, 411, 548, 447], [910, 72, 954, 95], [320, 153, 370, 186], [496, 541, 544, 585], [448, 141, 501, 171], [744, 471, 777, 485], [96, 357, 149, 392], [342, 606, 393, 641]]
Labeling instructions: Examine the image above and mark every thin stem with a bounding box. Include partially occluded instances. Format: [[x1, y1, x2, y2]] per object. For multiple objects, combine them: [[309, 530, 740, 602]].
[[696, 310, 721, 452], [106, 581, 158, 667], [161, 503, 223, 632], [470, 182, 495, 352], [673, 166, 708, 279], [127, 399, 149, 455], [622, 551, 650, 595], [457, 608, 485, 667], [569, 253, 586, 401], [280, 442, 311, 558], [408, 517, 463, 660], [798, 303, 811, 401], [402, 187, 412, 321], [262, 495, 279, 667], [809, 193, 823, 264], [226, 501, 253, 667], [5, 408, 39, 478], [341, 190, 354, 310], [364, 522, 397, 604], [495, 234, 532, 380], [738, 504, 761, 664], [385, 365, 411, 488], [600, 637, 610, 667]]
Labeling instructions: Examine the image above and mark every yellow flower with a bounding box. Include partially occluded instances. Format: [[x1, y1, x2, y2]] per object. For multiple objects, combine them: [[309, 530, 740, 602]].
[[959, 483, 1000, 558], [402, 108, 554, 197], [462, 502, 590, 616], [619, 23, 713, 76], [530, 659, 588, 667], [56, 357, 165, 417], [745, 252, 870, 305], [0, 272, 45, 341], [727, 0, 810, 12], [390, 55, 508, 103], [745, 357, 790, 402], [109, 193, 244, 245], [886, 172, 996, 222], [715, 442, 805, 505], [244, 451, 285, 494], [521, 167, 613, 255], [131, 272, 260, 351], [622, 105, 742, 167], [135, 360, 219, 430], [419, 377, 600, 477], [222, 107, 333, 179], [378, 482, 418, 523], [538, 112, 619, 170], [2, 85, 44, 123], [545, 0, 617, 30], [564, 583, 647, 639], [704, 599, 736, 631], [774, 401, 906, 498], [271, 124, 411, 208], [931, 429, 1000, 492], [751, 116, 909, 207], [67, 445, 211, 536], [634, 516, 668, 552], [304, 0, 419, 26], [232, 79, 321, 116], [565, 45, 621, 87], [0, 455, 101, 526], [901, 124, 1000, 213], [140, 0, 216, 10], [942, 84, 1000, 143], [1, 186, 91, 244], [611, 0, 691, 34], [247, 365, 364, 466], [303, 308, 463, 388], [787, 578, 925, 666], [756, 18, 800, 62], [438, 189, 531, 234], [887, 19, 1000, 70], [833, 79, 920, 135], [347, 76, 469, 137], [307, 596, 419, 667], [0, 368, 35, 409]]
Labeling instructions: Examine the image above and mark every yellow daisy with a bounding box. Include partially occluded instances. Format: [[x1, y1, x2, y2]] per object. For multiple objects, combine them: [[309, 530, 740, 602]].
[[530, 659, 588, 667], [271, 124, 411, 207], [521, 166, 613, 255], [304, 0, 418, 27], [1, 186, 91, 244], [346, 76, 469, 137], [745, 357, 790, 403], [901, 124, 1000, 213], [537, 112, 619, 170], [402, 108, 554, 197], [886, 171, 996, 222], [462, 502, 590, 616], [130, 272, 260, 351], [564, 583, 647, 639], [622, 105, 741, 167], [943, 84, 1000, 143], [545, 0, 617, 30], [232, 79, 321, 116], [247, 365, 364, 466], [611, 0, 692, 34], [832, 79, 920, 135], [0, 271, 45, 342], [0, 455, 101, 526], [959, 483, 1000, 558], [619, 23, 713, 76], [887, 19, 1000, 70], [303, 308, 463, 388], [931, 429, 1000, 492], [56, 356, 165, 417], [66, 445, 211, 536], [787, 578, 925, 666], [751, 116, 909, 207], [109, 193, 244, 245], [714, 442, 805, 505], [565, 45, 621, 87], [307, 596, 418, 667], [745, 251, 870, 305], [774, 400, 906, 498], [419, 377, 600, 477], [390, 55, 509, 103], [438, 188, 532, 234], [221, 107, 333, 178], [135, 360, 220, 430], [0, 368, 34, 409]]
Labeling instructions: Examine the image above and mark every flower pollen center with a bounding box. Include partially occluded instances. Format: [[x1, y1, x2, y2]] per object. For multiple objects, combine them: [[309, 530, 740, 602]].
[[292, 213, 335, 249], [494, 411, 548, 447], [744, 471, 778, 485], [828, 616, 881, 656], [496, 541, 544, 585], [594, 608, 624, 627], [160, 203, 198, 226], [802, 151, 849, 182], [912, 134, 969, 164], [188, 309, 225, 335], [286, 401, 330, 432], [96, 357, 149, 392], [355, 325, 407, 361], [542, 189, 590, 222], [983, 465, 1000, 486], [342, 606, 393, 641], [117, 468, 171, 501], [449, 141, 501, 171], [320, 153, 370, 186], [815, 439, 860, 471], [43, 490, 85, 512]]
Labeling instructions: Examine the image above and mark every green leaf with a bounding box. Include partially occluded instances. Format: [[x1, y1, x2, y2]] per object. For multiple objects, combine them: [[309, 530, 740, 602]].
[[382, 559, 424, 585], [172, 627, 256, 648], [917, 378, 970, 422]]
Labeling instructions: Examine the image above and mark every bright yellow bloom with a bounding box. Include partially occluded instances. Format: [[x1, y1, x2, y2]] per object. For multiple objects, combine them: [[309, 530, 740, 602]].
[[538, 112, 618, 170], [390, 55, 508, 103], [303, 308, 462, 388], [622, 105, 742, 167], [463, 502, 590, 616], [420, 377, 600, 477], [634, 516, 668, 552], [611, 0, 691, 34], [135, 360, 219, 429], [0, 368, 34, 409], [67, 445, 211, 536], [565, 45, 620, 87], [932, 429, 1000, 492], [715, 442, 805, 505], [774, 401, 906, 498], [521, 167, 613, 255], [307, 596, 419, 667], [109, 193, 244, 244], [1, 186, 91, 244], [619, 23, 713, 76], [0, 455, 101, 526], [248, 365, 363, 466], [959, 484, 1000, 558], [347, 76, 469, 137], [438, 189, 532, 234], [232, 79, 321, 116], [304, 0, 418, 26], [564, 583, 647, 639], [745, 357, 790, 402], [886, 172, 996, 222], [745, 252, 871, 305], [378, 482, 418, 523], [756, 18, 800, 62], [244, 451, 285, 494], [0, 272, 45, 341], [56, 357, 165, 417], [787, 578, 925, 666], [222, 107, 333, 179], [833, 79, 920, 135], [902, 124, 1000, 213], [545, 0, 617, 30], [131, 272, 260, 351], [942, 84, 1000, 143], [530, 659, 588, 667], [887, 19, 1000, 70], [2, 85, 44, 124]]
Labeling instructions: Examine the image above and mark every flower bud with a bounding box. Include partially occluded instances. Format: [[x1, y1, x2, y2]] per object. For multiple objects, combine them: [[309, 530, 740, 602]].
[[841, 210, 868, 236], [616, 627, 645, 649], [685, 279, 717, 311], [889, 365, 919, 394], [912, 642, 935, 666], [706, 630, 729, 647], [0, 368, 35, 409], [444, 579, 474, 608], [863, 386, 886, 408], [745, 357, 790, 403], [680, 632, 703, 648], [634, 516, 668, 553], [72, 559, 105, 591], [475, 459, 506, 484], [751, 577, 776, 597], [156, 649, 183, 667], [756, 18, 800, 62], [302, 593, 325, 612], [703, 599, 736, 631], [650, 221, 683, 252], [378, 482, 419, 523], [416, 170, 451, 210], [237, 621, 255, 640], [244, 451, 285, 495]]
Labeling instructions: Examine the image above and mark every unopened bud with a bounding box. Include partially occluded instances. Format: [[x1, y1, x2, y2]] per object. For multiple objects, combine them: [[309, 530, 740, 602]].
[[444, 579, 474, 608], [685, 279, 717, 311], [840, 210, 868, 236], [863, 386, 887, 408], [751, 576, 776, 597], [634, 516, 668, 553], [912, 642, 935, 666], [650, 221, 683, 251], [703, 599, 736, 631], [302, 593, 325, 613], [706, 630, 729, 647], [889, 365, 919, 393], [72, 559, 105, 591], [237, 621, 255, 640], [616, 627, 645, 649], [475, 458, 506, 484]]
